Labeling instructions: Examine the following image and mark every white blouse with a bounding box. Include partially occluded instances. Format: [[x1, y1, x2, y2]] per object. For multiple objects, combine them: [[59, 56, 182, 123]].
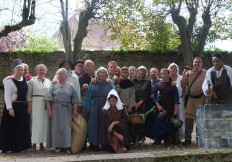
[[202, 65, 232, 96], [4, 76, 24, 110]]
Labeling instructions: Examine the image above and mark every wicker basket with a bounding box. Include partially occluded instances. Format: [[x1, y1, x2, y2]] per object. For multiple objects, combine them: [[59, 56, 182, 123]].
[[129, 114, 145, 125]]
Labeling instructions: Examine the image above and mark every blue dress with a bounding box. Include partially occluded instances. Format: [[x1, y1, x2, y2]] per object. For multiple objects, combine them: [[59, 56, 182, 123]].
[[82, 80, 114, 146]]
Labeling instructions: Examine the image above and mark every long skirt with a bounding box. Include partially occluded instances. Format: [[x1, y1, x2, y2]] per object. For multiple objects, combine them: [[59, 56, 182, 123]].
[[0, 103, 31, 153], [154, 116, 177, 141]]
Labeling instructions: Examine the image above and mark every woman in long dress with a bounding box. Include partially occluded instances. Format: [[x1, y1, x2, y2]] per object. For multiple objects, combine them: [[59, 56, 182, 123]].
[[0, 59, 31, 153], [168, 63, 185, 141], [102, 89, 129, 153], [154, 68, 180, 145], [82, 67, 114, 150], [45, 68, 78, 153], [132, 66, 151, 145], [27, 64, 51, 151]]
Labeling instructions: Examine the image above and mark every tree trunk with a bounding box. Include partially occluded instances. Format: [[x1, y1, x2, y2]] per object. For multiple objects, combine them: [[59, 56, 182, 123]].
[[73, 9, 94, 61], [171, 10, 193, 66], [60, 22, 72, 60], [60, 0, 72, 61]]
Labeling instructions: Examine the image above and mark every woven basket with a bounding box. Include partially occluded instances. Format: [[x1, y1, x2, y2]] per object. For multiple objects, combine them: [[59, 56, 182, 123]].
[[129, 114, 144, 125]]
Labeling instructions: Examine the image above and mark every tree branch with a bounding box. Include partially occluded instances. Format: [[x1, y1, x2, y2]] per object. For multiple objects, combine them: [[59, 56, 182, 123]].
[[186, 0, 198, 38], [0, 0, 36, 38], [194, 0, 213, 56]]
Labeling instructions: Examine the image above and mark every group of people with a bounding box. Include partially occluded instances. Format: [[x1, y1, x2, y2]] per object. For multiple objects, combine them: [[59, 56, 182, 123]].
[[0, 53, 231, 154]]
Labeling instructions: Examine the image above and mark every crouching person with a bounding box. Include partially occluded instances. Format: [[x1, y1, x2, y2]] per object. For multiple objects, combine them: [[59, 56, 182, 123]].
[[102, 89, 129, 153]]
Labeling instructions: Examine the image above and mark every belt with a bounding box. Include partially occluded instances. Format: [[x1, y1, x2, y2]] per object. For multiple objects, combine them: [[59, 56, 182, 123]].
[[13, 101, 27, 103], [189, 94, 204, 98], [53, 101, 71, 104], [32, 95, 45, 97]]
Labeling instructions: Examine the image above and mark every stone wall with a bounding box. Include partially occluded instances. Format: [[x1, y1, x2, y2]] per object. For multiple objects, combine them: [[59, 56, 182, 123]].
[[197, 104, 232, 148]]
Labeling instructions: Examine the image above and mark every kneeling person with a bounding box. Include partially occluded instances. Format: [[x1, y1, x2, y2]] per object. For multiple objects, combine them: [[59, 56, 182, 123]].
[[102, 89, 129, 153]]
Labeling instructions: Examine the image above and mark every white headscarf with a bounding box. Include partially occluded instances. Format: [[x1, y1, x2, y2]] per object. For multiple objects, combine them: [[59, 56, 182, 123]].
[[168, 63, 180, 75], [96, 66, 108, 79], [102, 89, 123, 110]]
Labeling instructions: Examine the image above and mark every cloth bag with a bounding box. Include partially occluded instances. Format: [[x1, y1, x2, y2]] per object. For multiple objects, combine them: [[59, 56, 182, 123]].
[[71, 113, 87, 153]]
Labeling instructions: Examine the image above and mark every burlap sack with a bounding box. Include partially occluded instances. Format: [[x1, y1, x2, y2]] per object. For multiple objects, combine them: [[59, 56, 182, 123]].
[[71, 113, 87, 153]]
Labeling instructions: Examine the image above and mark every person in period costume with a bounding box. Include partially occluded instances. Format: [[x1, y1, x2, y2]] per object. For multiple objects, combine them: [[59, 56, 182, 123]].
[[181, 57, 206, 145], [202, 53, 232, 104], [115, 66, 135, 147], [74, 59, 85, 77], [45, 68, 78, 153], [27, 64, 51, 151], [107, 61, 120, 84], [168, 63, 185, 142], [82, 67, 114, 150], [102, 89, 129, 153], [79, 60, 95, 99], [115, 66, 121, 78], [132, 65, 151, 146], [154, 68, 180, 145], [148, 67, 161, 144], [0, 59, 31, 153], [22, 63, 33, 81], [79, 59, 96, 119], [128, 66, 136, 81], [115, 66, 135, 115], [150, 67, 161, 107], [79, 60, 95, 85], [2, 62, 32, 84], [78, 59, 95, 149], [53, 60, 82, 107]]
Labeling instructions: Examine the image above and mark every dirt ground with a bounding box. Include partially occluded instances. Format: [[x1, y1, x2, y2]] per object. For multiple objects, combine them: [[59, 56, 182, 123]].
[[0, 123, 199, 160], [0, 138, 199, 159], [1, 138, 232, 162]]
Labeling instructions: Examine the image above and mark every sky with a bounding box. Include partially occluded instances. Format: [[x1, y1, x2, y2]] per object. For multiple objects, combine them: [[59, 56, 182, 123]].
[[0, 0, 78, 36], [211, 40, 232, 52], [0, 0, 231, 52]]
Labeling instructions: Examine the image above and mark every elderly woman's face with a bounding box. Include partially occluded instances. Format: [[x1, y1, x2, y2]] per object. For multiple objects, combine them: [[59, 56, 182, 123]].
[[57, 70, 66, 82], [37, 66, 46, 77], [14, 66, 24, 76], [138, 69, 146, 79], [98, 69, 107, 81]]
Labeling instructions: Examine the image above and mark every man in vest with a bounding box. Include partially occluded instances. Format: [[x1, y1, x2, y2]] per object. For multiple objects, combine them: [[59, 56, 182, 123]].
[[202, 53, 232, 104]]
